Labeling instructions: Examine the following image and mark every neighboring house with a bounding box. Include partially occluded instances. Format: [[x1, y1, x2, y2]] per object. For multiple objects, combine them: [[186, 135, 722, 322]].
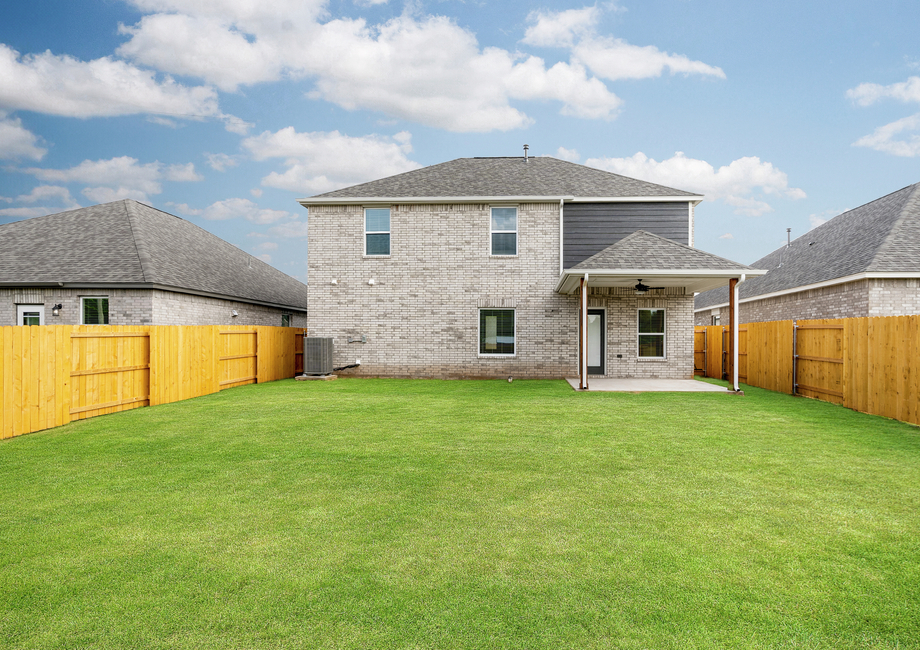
[[300, 155, 760, 385], [1, 200, 308, 327], [695, 181, 920, 325]]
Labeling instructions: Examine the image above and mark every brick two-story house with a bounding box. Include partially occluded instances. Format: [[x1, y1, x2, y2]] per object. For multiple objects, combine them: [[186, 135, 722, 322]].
[[300, 155, 761, 388]]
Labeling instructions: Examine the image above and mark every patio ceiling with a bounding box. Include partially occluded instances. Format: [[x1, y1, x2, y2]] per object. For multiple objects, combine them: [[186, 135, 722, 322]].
[[554, 269, 766, 295]]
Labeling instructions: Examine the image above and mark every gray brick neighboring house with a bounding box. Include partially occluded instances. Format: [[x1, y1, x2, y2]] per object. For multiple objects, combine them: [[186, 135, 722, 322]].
[[1, 200, 308, 327], [695, 181, 920, 325], [300, 155, 761, 386]]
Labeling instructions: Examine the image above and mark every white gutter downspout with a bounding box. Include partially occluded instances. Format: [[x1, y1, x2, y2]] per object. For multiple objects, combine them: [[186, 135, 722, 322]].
[[581, 273, 589, 390], [559, 198, 565, 276], [733, 273, 746, 392]]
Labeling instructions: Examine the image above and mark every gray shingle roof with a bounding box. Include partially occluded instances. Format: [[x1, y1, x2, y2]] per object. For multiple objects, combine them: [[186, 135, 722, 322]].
[[309, 157, 700, 199], [574, 230, 756, 272], [695, 181, 920, 310], [0, 200, 308, 310]]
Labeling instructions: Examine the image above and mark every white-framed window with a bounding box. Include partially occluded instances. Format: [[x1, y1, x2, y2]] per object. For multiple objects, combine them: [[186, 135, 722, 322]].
[[490, 207, 517, 256], [281, 313, 292, 327], [638, 308, 666, 358], [479, 308, 515, 356], [81, 297, 109, 325], [365, 208, 390, 256], [17, 304, 44, 326]]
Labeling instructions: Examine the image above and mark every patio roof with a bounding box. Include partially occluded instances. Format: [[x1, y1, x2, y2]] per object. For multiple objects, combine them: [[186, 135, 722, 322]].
[[554, 230, 766, 295]]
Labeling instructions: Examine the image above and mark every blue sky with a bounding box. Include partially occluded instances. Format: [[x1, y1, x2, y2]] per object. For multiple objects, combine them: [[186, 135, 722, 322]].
[[2, 0, 919, 282]]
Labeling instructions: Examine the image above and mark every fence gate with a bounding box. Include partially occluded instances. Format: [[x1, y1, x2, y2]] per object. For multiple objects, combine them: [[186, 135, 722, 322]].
[[793, 321, 845, 403]]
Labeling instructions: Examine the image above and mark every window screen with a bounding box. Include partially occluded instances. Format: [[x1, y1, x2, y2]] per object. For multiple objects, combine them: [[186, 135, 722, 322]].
[[638, 309, 665, 358], [490, 207, 517, 256], [365, 208, 390, 256], [82, 297, 109, 325], [480, 309, 515, 355]]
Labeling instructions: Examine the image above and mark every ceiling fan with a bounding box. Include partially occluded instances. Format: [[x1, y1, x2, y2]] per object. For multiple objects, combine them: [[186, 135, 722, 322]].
[[634, 279, 665, 295]]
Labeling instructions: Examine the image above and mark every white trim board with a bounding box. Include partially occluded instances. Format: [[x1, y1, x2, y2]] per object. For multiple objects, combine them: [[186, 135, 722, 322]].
[[299, 195, 703, 206], [692, 271, 920, 312]]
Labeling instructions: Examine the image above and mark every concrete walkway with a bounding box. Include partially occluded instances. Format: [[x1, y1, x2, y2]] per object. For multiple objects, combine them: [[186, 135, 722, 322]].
[[565, 377, 731, 392]]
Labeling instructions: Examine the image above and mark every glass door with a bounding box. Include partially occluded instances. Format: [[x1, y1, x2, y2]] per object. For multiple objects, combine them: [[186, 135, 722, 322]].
[[587, 309, 605, 375]]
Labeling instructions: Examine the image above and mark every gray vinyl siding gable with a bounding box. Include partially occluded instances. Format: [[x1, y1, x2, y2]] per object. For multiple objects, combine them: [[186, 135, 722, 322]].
[[563, 202, 690, 268]]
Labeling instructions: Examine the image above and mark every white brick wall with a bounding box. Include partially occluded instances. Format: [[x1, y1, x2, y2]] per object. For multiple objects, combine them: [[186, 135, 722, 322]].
[[307, 202, 694, 379], [1, 287, 306, 328], [694, 277, 920, 325]]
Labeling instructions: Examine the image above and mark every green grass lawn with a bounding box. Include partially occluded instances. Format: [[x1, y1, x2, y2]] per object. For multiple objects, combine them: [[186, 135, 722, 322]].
[[1, 379, 919, 649]]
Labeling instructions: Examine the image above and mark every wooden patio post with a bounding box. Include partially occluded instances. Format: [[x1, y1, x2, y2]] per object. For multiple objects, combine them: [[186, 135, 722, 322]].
[[579, 275, 588, 390]]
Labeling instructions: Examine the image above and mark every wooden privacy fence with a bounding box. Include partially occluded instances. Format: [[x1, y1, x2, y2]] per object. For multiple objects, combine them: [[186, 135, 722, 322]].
[[694, 316, 920, 425], [1, 325, 306, 440]]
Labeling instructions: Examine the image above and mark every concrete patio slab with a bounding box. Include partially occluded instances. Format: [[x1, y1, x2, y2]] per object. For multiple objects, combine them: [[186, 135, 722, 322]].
[[565, 377, 731, 392]]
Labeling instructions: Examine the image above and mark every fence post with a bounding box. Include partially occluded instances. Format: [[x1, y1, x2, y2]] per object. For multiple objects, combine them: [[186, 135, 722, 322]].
[[792, 319, 798, 396]]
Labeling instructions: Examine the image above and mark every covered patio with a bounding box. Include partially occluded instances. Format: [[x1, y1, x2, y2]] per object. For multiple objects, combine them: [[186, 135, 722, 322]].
[[554, 231, 767, 392], [564, 377, 729, 392]]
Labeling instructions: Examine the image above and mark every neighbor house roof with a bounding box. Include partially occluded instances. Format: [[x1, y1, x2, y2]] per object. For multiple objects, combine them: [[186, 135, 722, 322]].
[[303, 157, 701, 201], [555, 230, 764, 295], [0, 200, 308, 311], [695, 181, 920, 310]]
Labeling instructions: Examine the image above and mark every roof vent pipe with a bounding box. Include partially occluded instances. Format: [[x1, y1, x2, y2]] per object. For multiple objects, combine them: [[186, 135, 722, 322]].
[[523, 144, 529, 162], [787, 228, 791, 247]]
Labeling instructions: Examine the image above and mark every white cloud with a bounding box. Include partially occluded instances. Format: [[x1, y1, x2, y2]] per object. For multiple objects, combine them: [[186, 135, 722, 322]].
[[165, 202, 202, 215], [0, 44, 224, 121], [116, 6, 623, 131], [164, 162, 203, 181], [523, 7, 601, 48], [847, 76, 920, 107], [268, 220, 309, 238], [852, 112, 920, 157], [14, 185, 80, 207], [243, 127, 421, 193], [719, 233, 733, 239], [206, 153, 241, 172], [848, 76, 920, 157], [200, 197, 291, 224], [524, 6, 724, 82], [250, 188, 263, 197], [555, 146, 580, 162], [723, 195, 773, 217], [586, 151, 805, 217], [573, 37, 725, 82], [24, 156, 202, 202], [254, 241, 278, 251], [256, 253, 272, 263], [0, 114, 47, 160]]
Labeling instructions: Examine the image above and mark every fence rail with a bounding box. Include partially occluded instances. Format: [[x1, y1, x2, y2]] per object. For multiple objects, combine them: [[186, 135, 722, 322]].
[[1, 325, 306, 440], [695, 316, 919, 426]]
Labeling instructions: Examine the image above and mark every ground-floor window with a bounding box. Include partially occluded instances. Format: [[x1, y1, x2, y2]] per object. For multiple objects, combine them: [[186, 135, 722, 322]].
[[281, 313, 292, 327], [479, 309, 515, 356], [17, 304, 43, 326], [638, 308, 665, 358], [81, 297, 109, 324]]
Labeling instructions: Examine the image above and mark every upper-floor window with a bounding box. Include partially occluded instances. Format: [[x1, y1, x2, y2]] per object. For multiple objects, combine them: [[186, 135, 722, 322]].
[[490, 207, 517, 256], [365, 208, 390, 256], [82, 297, 109, 325]]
